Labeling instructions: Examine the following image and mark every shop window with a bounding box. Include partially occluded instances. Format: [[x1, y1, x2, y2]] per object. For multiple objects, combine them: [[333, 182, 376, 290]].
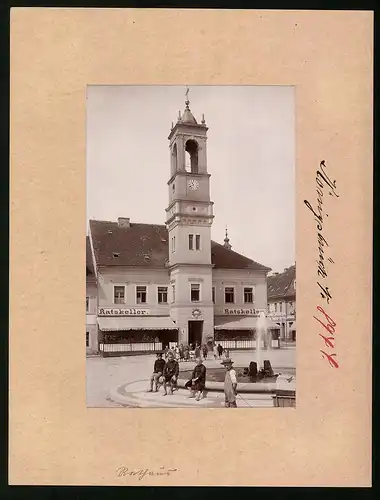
[[244, 287, 253, 304], [114, 286, 125, 304], [86, 332, 89, 347], [225, 287, 235, 304], [191, 283, 200, 302], [136, 286, 147, 304], [158, 286, 168, 304], [86, 296, 89, 312]]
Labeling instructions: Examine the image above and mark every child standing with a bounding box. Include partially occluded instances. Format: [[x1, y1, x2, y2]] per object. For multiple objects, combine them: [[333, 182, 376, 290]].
[[221, 358, 238, 408]]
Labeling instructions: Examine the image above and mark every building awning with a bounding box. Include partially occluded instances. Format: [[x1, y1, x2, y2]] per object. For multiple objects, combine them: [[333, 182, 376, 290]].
[[290, 321, 296, 331], [214, 316, 281, 330], [98, 316, 178, 332]]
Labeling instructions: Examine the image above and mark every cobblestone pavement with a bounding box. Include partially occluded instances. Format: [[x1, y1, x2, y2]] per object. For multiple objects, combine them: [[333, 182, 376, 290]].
[[86, 347, 296, 408]]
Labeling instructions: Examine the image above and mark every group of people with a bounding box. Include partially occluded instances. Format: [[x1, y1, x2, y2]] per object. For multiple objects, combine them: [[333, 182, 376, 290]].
[[148, 349, 238, 407], [163, 342, 226, 362]]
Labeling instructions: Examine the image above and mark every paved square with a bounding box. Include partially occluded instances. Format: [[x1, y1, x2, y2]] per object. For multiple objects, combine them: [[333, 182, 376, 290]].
[[87, 347, 296, 408]]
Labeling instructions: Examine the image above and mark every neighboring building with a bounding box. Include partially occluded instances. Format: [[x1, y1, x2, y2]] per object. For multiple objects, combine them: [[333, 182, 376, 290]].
[[267, 265, 296, 341], [87, 95, 275, 356], [86, 236, 98, 354]]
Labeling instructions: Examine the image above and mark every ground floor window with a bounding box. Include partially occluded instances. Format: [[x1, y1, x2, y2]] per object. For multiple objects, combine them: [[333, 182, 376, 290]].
[[101, 329, 178, 346], [214, 329, 280, 341]]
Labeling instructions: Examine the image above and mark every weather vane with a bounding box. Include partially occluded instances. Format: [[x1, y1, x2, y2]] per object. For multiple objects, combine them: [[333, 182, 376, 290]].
[[185, 86, 189, 99]]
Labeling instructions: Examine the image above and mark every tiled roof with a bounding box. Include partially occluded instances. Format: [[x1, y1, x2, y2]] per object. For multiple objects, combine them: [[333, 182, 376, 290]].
[[210, 240, 271, 271], [89, 219, 271, 272], [86, 236, 95, 275], [267, 265, 296, 300]]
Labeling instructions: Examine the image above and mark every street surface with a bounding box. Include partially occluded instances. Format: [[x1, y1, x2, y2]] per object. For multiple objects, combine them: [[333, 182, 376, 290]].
[[86, 347, 296, 408]]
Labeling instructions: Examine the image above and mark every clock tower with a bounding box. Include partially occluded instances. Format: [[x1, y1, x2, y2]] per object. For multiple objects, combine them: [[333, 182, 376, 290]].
[[166, 91, 215, 347]]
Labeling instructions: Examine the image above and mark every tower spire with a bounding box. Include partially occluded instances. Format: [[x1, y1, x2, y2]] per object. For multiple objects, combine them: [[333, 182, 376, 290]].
[[224, 226, 232, 250]]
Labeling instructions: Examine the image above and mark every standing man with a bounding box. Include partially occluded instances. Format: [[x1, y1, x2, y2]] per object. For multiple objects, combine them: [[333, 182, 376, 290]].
[[185, 357, 207, 401], [162, 351, 179, 396], [194, 343, 201, 360], [202, 344, 208, 360], [147, 352, 166, 392], [217, 343, 223, 359], [221, 358, 238, 408]]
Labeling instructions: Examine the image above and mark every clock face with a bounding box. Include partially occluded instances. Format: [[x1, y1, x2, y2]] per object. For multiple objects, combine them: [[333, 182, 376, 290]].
[[188, 179, 200, 191]]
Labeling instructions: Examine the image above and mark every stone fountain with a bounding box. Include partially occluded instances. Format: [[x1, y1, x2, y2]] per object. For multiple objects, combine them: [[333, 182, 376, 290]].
[[245, 311, 276, 382]]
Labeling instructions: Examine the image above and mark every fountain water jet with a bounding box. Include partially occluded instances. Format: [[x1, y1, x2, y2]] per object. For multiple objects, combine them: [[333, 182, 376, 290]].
[[256, 311, 268, 370]]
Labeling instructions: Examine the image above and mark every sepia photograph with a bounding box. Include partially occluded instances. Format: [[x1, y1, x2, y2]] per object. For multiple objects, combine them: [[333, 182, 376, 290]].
[[86, 85, 296, 408]]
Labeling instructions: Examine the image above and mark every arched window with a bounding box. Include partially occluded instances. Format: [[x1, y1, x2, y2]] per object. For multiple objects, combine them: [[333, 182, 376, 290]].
[[185, 139, 199, 173], [172, 143, 178, 172]]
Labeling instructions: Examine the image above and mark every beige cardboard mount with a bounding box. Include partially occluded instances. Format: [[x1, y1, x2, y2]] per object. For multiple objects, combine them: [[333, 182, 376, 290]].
[[10, 8, 373, 486]]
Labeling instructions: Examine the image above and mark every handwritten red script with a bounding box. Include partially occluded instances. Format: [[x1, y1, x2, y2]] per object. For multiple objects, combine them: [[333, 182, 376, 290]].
[[304, 161, 339, 368]]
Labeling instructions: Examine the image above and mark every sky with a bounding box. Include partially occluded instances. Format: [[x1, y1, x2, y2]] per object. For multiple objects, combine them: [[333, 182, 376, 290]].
[[87, 85, 295, 273]]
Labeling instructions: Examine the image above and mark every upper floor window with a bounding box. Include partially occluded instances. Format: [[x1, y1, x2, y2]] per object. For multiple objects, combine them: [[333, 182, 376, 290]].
[[172, 284, 176, 303], [86, 332, 89, 348], [191, 283, 200, 302], [195, 234, 200, 250], [189, 233, 200, 251], [114, 286, 125, 304], [274, 302, 277, 312], [279, 302, 283, 313], [86, 297, 89, 312], [244, 287, 254, 304], [136, 286, 147, 304], [172, 236, 176, 253], [225, 287, 235, 304], [158, 286, 168, 304], [212, 287, 215, 304]]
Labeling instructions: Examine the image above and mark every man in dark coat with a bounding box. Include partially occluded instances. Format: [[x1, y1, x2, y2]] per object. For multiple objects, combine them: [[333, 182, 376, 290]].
[[162, 351, 179, 396], [185, 357, 206, 401], [148, 352, 166, 392]]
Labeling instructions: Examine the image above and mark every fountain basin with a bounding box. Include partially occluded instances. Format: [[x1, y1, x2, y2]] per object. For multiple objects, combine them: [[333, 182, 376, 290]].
[[178, 367, 295, 394]]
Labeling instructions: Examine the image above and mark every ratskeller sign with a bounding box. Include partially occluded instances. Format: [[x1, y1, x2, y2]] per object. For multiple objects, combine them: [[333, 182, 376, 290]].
[[224, 308, 259, 315], [98, 308, 149, 316]]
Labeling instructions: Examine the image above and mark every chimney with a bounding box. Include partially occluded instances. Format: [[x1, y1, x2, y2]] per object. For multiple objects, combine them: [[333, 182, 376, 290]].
[[118, 217, 130, 228]]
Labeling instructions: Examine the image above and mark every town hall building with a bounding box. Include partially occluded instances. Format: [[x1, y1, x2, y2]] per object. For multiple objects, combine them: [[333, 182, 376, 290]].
[[87, 95, 277, 356]]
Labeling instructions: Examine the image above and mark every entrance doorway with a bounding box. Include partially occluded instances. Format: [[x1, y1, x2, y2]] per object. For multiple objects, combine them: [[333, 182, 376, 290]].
[[188, 320, 203, 346]]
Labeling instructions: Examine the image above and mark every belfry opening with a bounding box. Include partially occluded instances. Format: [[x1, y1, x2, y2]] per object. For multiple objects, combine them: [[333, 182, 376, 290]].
[[185, 139, 199, 173]]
